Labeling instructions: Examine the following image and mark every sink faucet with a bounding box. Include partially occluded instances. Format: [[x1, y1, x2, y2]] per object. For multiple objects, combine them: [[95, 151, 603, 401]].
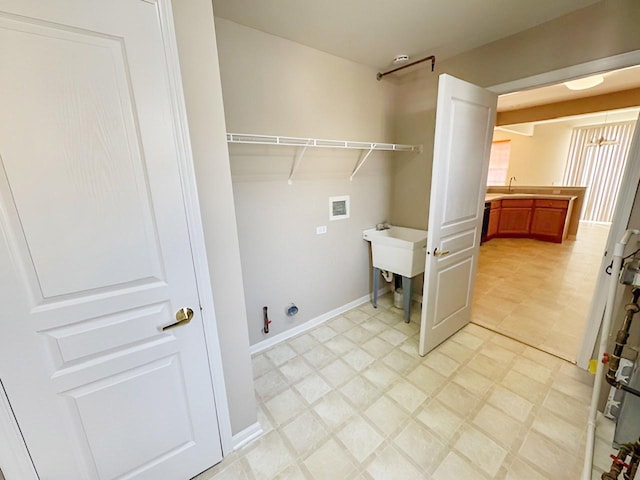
[[508, 176, 517, 193], [376, 222, 391, 231]]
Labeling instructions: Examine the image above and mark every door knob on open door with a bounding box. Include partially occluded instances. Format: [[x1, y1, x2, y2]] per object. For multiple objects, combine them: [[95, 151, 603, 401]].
[[433, 248, 450, 257], [162, 307, 194, 331]]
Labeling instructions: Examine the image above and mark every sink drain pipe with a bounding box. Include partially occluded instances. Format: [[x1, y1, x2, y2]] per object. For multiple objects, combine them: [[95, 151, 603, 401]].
[[582, 229, 640, 479], [380, 270, 393, 283]]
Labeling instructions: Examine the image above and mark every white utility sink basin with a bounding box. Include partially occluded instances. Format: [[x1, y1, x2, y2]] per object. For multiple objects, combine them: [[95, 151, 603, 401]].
[[363, 226, 428, 278]]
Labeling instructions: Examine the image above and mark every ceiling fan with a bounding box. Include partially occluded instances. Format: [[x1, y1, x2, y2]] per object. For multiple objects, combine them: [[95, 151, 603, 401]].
[[587, 112, 619, 147], [587, 135, 618, 147]]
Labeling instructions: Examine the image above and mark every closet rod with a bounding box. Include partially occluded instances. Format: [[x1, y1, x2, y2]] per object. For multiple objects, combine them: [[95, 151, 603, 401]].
[[377, 55, 435, 81]]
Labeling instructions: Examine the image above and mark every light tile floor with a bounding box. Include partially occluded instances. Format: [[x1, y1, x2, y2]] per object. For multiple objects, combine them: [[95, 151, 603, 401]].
[[472, 222, 610, 362], [194, 294, 618, 480]]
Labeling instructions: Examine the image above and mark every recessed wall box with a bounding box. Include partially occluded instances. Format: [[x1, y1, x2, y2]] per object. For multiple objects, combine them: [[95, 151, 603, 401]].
[[329, 195, 350, 221]]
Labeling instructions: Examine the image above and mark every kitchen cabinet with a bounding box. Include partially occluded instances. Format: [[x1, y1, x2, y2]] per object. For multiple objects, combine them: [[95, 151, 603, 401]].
[[530, 199, 571, 243], [487, 201, 500, 239], [482, 196, 574, 243], [497, 199, 534, 236]]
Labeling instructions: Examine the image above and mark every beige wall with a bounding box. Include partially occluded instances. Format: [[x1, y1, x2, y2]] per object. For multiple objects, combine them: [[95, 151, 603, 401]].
[[391, 0, 640, 227], [215, 18, 394, 140], [493, 124, 573, 186], [493, 110, 639, 186], [214, 18, 399, 345], [172, 1, 257, 436]]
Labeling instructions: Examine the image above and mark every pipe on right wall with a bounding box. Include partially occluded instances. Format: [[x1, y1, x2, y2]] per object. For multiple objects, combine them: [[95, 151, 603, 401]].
[[582, 229, 640, 479]]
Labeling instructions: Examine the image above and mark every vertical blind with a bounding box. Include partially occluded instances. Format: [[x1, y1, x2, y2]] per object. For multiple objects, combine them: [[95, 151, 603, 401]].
[[563, 121, 636, 223]]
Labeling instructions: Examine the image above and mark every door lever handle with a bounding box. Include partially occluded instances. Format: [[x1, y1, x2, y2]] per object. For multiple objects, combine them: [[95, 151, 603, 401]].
[[162, 307, 194, 331], [433, 248, 450, 257]]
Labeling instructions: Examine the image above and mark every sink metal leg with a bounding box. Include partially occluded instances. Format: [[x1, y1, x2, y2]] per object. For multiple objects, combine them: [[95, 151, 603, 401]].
[[402, 276, 412, 322], [372, 267, 379, 308]]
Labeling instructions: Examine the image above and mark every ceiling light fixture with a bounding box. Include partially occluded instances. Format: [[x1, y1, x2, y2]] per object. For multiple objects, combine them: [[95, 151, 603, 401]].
[[564, 74, 604, 91], [393, 55, 409, 65]]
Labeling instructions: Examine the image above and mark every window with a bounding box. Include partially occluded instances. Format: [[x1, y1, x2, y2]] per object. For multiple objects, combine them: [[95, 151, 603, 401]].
[[487, 140, 511, 186]]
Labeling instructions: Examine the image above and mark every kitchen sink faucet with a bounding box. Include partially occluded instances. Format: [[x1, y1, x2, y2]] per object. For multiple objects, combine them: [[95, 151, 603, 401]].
[[508, 176, 517, 193]]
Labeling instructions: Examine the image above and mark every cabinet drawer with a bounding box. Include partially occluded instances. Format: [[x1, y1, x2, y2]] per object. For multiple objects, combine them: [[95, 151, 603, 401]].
[[501, 199, 534, 208], [534, 199, 569, 209], [490, 200, 501, 209]]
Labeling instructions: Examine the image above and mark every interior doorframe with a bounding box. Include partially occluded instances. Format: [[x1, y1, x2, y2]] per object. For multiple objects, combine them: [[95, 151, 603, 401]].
[[0, 3, 234, 476], [576, 114, 640, 369], [488, 49, 640, 370], [156, 0, 233, 454], [0, 381, 37, 480]]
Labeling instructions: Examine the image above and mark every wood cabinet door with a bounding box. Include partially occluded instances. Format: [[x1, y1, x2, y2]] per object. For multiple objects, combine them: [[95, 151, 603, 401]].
[[498, 208, 532, 235], [531, 208, 567, 243], [487, 208, 500, 238]]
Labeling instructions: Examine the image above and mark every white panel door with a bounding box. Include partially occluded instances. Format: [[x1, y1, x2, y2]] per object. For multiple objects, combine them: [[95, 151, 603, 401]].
[[0, 1, 223, 479], [419, 74, 497, 355]]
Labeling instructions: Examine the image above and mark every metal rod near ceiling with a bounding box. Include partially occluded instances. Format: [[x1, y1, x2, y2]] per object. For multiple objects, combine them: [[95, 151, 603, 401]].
[[376, 55, 436, 81]]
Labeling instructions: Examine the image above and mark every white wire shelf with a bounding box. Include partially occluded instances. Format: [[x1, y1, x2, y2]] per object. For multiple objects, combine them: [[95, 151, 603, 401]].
[[226, 133, 421, 152], [226, 133, 422, 183]]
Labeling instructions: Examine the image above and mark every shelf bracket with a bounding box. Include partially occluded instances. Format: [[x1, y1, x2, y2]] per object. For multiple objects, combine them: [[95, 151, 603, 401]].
[[350, 144, 376, 181], [288, 140, 312, 185]]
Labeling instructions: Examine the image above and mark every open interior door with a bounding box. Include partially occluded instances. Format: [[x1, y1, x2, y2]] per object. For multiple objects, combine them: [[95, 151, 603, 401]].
[[419, 74, 497, 356]]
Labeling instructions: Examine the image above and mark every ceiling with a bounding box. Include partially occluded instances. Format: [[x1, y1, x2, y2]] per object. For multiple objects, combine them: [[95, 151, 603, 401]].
[[498, 65, 640, 111], [211, 0, 599, 69]]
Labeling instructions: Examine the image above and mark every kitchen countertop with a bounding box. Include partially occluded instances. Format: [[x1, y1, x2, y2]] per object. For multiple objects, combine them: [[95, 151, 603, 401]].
[[485, 193, 577, 202]]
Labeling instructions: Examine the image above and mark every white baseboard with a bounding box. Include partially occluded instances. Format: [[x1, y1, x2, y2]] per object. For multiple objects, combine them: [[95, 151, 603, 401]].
[[250, 287, 390, 356], [232, 422, 263, 450], [580, 220, 613, 226]]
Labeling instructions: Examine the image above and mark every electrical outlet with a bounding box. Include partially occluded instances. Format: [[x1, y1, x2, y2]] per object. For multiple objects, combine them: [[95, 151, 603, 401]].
[[316, 225, 327, 235]]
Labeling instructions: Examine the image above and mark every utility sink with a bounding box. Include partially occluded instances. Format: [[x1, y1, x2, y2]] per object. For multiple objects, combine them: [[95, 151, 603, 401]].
[[363, 226, 428, 278]]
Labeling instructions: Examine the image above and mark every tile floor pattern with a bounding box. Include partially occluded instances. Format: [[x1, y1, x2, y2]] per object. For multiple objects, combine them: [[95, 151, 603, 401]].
[[472, 223, 610, 362], [194, 295, 619, 480]]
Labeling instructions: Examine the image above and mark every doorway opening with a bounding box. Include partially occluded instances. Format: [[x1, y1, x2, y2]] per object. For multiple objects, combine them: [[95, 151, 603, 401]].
[[471, 64, 640, 362]]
